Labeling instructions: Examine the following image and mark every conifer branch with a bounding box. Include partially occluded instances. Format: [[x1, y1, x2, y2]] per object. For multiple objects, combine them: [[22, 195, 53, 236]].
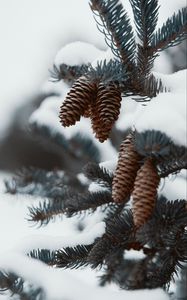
[[134, 130, 173, 159], [0, 271, 45, 300], [83, 162, 113, 188], [0, 271, 23, 295], [130, 0, 159, 45], [90, 0, 136, 70], [50, 63, 89, 83], [55, 245, 93, 269], [151, 7, 187, 53], [85, 59, 129, 85], [130, 0, 159, 77], [29, 249, 56, 266], [28, 190, 114, 225]]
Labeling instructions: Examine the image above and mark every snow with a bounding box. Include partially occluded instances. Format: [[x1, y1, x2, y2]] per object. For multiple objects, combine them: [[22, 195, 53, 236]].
[[0, 0, 186, 299], [116, 70, 187, 147], [0, 252, 169, 300], [0, 175, 170, 300], [135, 92, 186, 147], [55, 41, 105, 67]]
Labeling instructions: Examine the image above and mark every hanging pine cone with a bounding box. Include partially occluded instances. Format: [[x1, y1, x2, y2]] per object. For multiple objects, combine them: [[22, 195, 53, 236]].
[[59, 76, 96, 127], [83, 104, 91, 118], [90, 102, 110, 143], [112, 133, 142, 203], [90, 82, 122, 142], [97, 82, 122, 127], [132, 158, 160, 228]]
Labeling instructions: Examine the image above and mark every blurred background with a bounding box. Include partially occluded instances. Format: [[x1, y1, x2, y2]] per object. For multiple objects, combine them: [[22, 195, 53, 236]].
[[0, 0, 186, 171]]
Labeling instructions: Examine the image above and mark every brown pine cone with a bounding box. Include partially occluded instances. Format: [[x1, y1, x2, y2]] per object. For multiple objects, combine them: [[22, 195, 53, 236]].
[[112, 133, 142, 203], [83, 104, 91, 118], [59, 76, 96, 127], [132, 158, 160, 228], [97, 82, 122, 127], [90, 102, 110, 143], [90, 82, 122, 142]]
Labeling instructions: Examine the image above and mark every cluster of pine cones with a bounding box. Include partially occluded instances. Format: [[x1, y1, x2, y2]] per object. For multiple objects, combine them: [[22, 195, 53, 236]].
[[59, 76, 122, 142], [59, 78, 160, 227], [112, 132, 160, 228]]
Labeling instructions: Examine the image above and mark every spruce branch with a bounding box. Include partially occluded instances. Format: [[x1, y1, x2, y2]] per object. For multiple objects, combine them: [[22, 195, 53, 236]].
[[130, 0, 159, 45], [158, 152, 187, 178], [29, 249, 56, 266], [50, 63, 89, 83], [90, 0, 136, 70], [83, 162, 113, 188], [0, 271, 45, 300], [28, 190, 114, 225], [55, 245, 93, 269], [63, 190, 114, 217], [134, 130, 173, 159], [151, 7, 187, 53], [5, 167, 66, 200], [85, 59, 129, 85], [0, 271, 23, 295], [130, 0, 159, 77]]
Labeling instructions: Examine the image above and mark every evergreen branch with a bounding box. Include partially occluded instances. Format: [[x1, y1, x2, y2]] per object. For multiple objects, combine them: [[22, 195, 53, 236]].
[[64, 190, 114, 217], [50, 63, 89, 83], [105, 210, 134, 244], [90, 0, 136, 69], [142, 74, 165, 98], [5, 167, 65, 200], [123, 74, 165, 101], [28, 196, 67, 226], [134, 130, 173, 159], [157, 144, 187, 177], [151, 7, 187, 53], [85, 59, 129, 84], [158, 155, 187, 178], [134, 130, 187, 176], [83, 162, 113, 188], [55, 245, 93, 269], [130, 0, 159, 77], [98, 248, 124, 286], [0, 271, 23, 295], [30, 123, 100, 166], [28, 190, 114, 225], [29, 249, 56, 266], [30, 122, 69, 151], [136, 197, 187, 248], [87, 237, 116, 268], [0, 271, 45, 300], [130, 0, 159, 44]]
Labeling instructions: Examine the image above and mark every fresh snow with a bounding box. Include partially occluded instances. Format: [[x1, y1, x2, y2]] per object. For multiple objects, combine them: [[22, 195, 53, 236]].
[[54, 41, 105, 67], [116, 70, 187, 147], [0, 0, 186, 299], [0, 252, 169, 300]]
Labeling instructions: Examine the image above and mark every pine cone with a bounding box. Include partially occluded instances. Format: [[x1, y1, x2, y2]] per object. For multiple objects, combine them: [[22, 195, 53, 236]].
[[90, 82, 122, 142], [90, 102, 110, 143], [132, 158, 160, 228], [83, 104, 91, 118], [112, 133, 142, 203], [59, 77, 96, 126], [97, 82, 122, 127]]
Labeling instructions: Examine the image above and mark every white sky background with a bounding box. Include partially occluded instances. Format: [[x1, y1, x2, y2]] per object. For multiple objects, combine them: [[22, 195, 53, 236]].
[[0, 0, 186, 138]]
